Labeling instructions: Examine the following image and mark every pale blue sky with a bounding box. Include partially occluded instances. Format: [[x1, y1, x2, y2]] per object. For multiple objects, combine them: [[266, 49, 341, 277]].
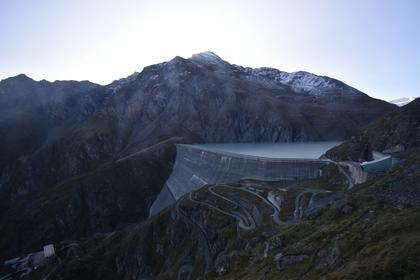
[[0, 0, 419, 100]]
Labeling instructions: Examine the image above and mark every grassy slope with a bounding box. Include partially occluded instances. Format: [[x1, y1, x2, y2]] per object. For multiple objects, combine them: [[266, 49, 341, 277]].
[[214, 153, 420, 279], [0, 139, 177, 261]]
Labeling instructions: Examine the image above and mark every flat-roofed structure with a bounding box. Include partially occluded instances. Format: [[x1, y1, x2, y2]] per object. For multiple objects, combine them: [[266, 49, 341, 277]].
[[43, 244, 55, 258], [361, 151, 393, 173], [149, 142, 341, 217]]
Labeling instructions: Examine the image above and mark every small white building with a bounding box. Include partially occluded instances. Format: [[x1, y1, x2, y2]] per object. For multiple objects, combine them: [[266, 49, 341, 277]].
[[43, 244, 55, 258]]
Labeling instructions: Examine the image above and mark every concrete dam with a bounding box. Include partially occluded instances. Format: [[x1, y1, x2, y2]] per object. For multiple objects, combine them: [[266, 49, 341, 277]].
[[149, 142, 341, 216]]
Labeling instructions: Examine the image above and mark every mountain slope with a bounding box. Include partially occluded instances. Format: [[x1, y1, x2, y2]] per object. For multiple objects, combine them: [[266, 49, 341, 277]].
[[15, 155, 420, 280], [0, 52, 396, 261], [327, 97, 420, 161], [7, 83, 419, 280], [0, 74, 104, 167]]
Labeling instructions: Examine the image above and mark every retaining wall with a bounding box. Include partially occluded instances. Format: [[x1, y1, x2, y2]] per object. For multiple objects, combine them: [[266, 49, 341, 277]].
[[149, 144, 331, 216]]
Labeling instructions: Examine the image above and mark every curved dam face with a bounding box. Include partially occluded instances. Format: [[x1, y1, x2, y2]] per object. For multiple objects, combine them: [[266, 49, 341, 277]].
[[150, 143, 339, 217]]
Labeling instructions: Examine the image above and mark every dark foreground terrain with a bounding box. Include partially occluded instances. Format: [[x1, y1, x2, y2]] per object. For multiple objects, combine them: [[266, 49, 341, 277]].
[[4, 150, 420, 279]]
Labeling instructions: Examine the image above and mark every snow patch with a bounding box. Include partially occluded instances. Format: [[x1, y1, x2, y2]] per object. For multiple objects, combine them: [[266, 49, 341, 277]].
[[190, 51, 224, 64], [246, 67, 348, 95], [389, 97, 417, 107], [107, 72, 140, 93]]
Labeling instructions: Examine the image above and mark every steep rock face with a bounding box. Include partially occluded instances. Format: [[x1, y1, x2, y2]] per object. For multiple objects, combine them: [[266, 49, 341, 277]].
[[0, 52, 395, 260], [110, 52, 394, 145]]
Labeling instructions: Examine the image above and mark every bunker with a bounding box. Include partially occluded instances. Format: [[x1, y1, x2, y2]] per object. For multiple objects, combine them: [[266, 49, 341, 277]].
[[149, 142, 341, 216]]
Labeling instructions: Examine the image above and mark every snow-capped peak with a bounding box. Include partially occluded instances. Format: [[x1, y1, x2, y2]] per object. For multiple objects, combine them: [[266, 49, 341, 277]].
[[389, 97, 417, 107], [190, 51, 224, 63], [247, 67, 351, 96]]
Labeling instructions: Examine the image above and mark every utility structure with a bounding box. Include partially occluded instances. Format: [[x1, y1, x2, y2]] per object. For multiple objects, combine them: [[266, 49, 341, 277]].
[[360, 151, 393, 173]]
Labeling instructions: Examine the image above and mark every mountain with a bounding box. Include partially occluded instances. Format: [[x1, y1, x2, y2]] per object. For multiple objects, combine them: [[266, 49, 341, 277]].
[[0, 52, 395, 262], [389, 97, 417, 107], [4, 84, 418, 280]]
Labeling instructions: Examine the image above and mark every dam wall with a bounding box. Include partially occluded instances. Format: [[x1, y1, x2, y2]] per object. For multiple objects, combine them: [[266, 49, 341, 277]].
[[149, 144, 331, 216]]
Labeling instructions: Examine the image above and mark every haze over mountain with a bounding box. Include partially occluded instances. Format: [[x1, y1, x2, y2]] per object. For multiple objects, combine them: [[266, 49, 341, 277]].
[[2, 0, 419, 102], [0, 52, 395, 166]]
